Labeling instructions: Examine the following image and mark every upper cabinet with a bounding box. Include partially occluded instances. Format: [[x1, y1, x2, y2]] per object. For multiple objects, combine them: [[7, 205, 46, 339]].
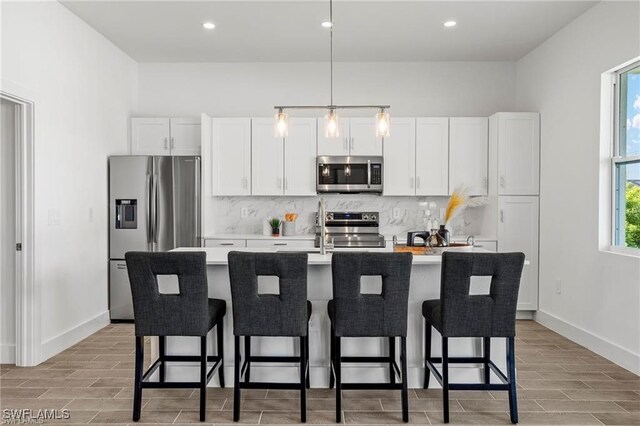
[[492, 112, 540, 195], [416, 118, 449, 196], [383, 118, 417, 196], [131, 117, 200, 156], [212, 118, 251, 196], [449, 117, 488, 196], [317, 117, 382, 156], [252, 118, 317, 196]]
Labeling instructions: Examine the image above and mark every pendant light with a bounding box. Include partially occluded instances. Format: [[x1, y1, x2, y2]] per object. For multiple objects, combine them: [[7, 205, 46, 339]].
[[274, 0, 389, 139]]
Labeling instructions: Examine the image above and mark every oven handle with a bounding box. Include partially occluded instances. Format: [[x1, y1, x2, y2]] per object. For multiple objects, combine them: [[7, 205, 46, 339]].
[[367, 159, 371, 189]]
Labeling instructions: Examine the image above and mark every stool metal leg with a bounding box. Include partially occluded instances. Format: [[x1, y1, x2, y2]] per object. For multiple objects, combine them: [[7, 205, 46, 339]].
[[335, 336, 341, 423], [305, 327, 311, 389], [300, 336, 307, 423], [329, 326, 335, 389], [507, 337, 518, 424], [400, 337, 408, 423], [132, 336, 144, 422], [389, 337, 396, 385], [233, 336, 241, 422], [159, 336, 166, 383], [217, 318, 225, 388], [423, 325, 432, 389], [442, 337, 450, 424], [483, 337, 491, 384], [199, 336, 207, 422], [244, 336, 251, 383]]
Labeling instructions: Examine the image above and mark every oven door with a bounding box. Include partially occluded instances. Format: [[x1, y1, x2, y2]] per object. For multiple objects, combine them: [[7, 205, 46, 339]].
[[316, 156, 383, 193]]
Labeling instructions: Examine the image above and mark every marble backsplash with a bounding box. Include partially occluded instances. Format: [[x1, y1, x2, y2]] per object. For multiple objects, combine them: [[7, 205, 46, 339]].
[[208, 194, 497, 239]]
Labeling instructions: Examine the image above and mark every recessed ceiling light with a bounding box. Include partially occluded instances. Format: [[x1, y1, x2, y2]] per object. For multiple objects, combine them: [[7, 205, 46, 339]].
[[321, 21, 333, 28], [202, 22, 216, 30], [443, 20, 457, 28]]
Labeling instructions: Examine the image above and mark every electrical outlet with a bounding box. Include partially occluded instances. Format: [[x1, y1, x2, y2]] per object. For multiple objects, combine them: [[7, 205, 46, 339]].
[[240, 207, 249, 218], [88, 208, 94, 223], [393, 208, 402, 219], [555, 278, 562, 294]]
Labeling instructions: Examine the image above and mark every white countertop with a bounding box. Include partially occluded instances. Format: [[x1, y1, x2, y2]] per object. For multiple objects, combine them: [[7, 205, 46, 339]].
[[174, 246, 497, 266], [203, 234, 315, 240]]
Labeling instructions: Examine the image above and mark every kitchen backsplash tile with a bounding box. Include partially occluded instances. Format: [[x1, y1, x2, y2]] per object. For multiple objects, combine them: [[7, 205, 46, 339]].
[[208, 194, 496, 239]]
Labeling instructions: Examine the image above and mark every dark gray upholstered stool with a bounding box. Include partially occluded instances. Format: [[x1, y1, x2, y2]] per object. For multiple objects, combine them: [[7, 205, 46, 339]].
[[328, 252, 413, 423], [228, 252, 311, 423], [125, 252, 226, 423], [423, 252, 525, 424]]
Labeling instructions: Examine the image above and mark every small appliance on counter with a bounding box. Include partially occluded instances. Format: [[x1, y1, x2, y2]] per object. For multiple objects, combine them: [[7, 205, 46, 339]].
[[314, 211, 385, 248]]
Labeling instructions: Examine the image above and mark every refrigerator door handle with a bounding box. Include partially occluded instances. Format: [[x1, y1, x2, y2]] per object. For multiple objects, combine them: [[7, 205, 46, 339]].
[[146, 173, 153, 244], [151, 173, 159, 244], [194, 157, 201, 246]]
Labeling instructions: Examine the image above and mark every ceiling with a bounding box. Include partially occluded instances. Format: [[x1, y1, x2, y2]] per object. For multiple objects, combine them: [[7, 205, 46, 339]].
[[60, 0, 598, 63]]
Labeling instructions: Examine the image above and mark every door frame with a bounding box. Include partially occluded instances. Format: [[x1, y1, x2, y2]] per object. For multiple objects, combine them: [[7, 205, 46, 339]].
[[1, 80, 39, 366]]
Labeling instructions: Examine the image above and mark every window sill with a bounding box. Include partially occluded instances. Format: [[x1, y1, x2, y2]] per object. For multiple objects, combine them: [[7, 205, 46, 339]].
[[600, 246, 640, 258]]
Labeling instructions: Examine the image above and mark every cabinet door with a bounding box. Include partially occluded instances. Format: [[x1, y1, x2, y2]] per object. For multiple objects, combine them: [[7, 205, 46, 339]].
[[131, 118, 170, 155], [449, 117, 488, 196], [416, 118, 449, 196], [317, 117, 349, 156], [498, 196, 539, 310], [350, 117, 383, 155], [383, 118, 416, 196], [497, 113, 540, 195], [285, 118, 317, 196], [170, 118, 201, 156], [252, 118, 284, 196], [211, 118, 251, 196]]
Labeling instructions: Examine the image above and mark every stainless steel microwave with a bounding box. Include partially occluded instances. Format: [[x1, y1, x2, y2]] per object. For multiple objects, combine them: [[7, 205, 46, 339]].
[[316, 156, 383, 193]]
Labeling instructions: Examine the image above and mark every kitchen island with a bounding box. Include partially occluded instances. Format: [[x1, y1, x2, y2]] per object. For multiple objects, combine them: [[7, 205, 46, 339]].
[[160, 246, 515, 388]]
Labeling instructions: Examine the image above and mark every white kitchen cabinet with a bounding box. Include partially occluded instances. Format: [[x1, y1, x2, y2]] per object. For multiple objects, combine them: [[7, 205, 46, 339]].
[[169, 117, 201, 156], [285, 118, 317, 196], [383, 118, 416, 196], [416, 118, 449, 196], [211, 118, 251, 196], [317, 118, 382, 156], [493, 113, 540, 195], [204, 239, 246, 248], [246, 239, 315, 249], [131, 117, 200, 155], [498, 196, 539, 310], [252, 119, 284, 196], [131, 118, 170, 155], [449, 117, 488, 196]]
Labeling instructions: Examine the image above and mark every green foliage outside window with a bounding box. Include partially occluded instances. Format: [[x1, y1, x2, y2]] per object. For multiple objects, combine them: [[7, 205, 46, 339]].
[[626, 183, 640, 248]]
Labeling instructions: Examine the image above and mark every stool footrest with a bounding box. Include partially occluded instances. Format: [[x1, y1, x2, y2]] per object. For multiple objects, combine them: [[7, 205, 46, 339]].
[[426, 358, 510, 389], [142, 357, 222, 387], [340, 383, 404, 390], [239, 381, 306, 390]]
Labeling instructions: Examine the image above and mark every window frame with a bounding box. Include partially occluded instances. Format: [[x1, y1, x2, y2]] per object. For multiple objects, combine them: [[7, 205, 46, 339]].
[[611, 60, 640, 252]]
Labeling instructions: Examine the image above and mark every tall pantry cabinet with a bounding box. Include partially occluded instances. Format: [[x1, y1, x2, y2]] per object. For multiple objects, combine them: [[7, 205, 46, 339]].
[[490, 112, 540, 311]]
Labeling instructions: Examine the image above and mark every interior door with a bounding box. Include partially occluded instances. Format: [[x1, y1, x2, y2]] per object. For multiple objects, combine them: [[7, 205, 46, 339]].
[[285, 118, 317, 195], [131, 118, 170, 155], [170, 118, 201, 156], [350, 117, 382, 155], [153, 156, 174, 252]]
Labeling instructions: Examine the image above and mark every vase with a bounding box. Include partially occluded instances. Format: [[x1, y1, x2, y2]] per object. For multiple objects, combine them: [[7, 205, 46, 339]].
[[438, 225, 450, 247], [271, 228, 280, 237]]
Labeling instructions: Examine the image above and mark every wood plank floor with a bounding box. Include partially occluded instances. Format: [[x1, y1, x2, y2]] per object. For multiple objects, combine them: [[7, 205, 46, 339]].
[[1, 321, 638, 425]]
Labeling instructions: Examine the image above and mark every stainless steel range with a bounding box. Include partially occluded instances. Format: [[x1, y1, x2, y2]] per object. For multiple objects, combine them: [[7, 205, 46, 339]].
[[315, 211, 386, 248]]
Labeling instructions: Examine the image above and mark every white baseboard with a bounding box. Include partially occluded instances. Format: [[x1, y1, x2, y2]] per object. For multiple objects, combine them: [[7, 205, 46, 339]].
[[41, 311, 110, 362], [535, 310, 640, 375], [1, 343, 16, 364]]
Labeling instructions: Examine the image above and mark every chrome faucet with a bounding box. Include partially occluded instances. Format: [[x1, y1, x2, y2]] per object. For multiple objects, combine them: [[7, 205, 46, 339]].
[[318, 198, 329, 255]]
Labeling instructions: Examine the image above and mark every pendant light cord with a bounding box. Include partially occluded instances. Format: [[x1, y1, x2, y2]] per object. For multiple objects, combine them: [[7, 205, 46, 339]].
[[329, 0, 333, 107]]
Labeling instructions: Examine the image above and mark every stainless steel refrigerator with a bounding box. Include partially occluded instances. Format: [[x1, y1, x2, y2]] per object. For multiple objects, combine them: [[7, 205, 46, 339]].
[[108, 156, 201, 321]]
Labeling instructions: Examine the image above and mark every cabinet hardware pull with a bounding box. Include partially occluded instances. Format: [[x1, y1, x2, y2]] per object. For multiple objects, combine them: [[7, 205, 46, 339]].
[[410, 177, 414, 188], [116, 263, 127, 269], [220, 243, 234, 246], [274, 243, 287, 246], [170, 137, 175, 150], [500, 176, 505, 187], [351, 137, 355, 151], [284, 178, 288, 191], [164, 137, 168, 150], [500, 210, 504, 223], [344, 137, 348, 151], [416, 177, 421, 189]]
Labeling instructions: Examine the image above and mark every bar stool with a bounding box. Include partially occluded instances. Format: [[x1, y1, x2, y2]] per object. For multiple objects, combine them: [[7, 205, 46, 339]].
[[422, 252, 525, 424], [227, 252, 311, 423], [328, 252, 413, 424], [125, 251, 225, 422]]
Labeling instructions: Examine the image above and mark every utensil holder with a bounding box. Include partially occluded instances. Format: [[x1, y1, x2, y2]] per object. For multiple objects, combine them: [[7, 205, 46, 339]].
[[282, 221, 296, 236]]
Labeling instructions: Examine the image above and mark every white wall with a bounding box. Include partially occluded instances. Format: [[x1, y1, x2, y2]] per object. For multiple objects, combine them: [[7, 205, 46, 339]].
[[1, 1, 137, 361], [1, 98, 16, 363], [137, 62, 516, 118], [516, 1, 640, 374]]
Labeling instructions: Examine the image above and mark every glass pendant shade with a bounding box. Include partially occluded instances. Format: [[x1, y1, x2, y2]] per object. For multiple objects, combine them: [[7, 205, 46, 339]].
[[324, 109, 340, 138], [375, 110, 390, 137], [275, 110, 289, 137]]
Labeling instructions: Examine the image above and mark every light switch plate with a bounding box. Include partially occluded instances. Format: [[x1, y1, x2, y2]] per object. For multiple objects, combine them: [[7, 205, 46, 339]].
[[241, 207, 249, 218]]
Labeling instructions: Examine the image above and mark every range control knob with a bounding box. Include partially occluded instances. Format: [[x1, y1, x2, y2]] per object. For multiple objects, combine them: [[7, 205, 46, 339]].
[[371, 214, 377, 221], [363, 214, 369, 220], [327, 213, 334, 221]]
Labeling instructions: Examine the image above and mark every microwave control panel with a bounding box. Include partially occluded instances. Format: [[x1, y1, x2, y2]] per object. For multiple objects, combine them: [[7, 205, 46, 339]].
[[371, 164, 382, 184]]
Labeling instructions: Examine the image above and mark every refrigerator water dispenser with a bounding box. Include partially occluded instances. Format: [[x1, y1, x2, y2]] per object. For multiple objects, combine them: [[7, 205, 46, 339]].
[[115, 199, 137, 229]]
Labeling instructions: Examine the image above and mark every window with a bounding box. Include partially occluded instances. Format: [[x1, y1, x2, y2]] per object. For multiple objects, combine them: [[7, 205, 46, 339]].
[[614, 61, 640, 249]]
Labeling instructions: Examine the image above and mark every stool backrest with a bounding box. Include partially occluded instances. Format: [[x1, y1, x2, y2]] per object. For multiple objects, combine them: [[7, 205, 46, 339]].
[[125, 251, 209, 337], [440, 252, 525, 337], [332, 252, 413, 337], [228, 251, 308, 337]]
